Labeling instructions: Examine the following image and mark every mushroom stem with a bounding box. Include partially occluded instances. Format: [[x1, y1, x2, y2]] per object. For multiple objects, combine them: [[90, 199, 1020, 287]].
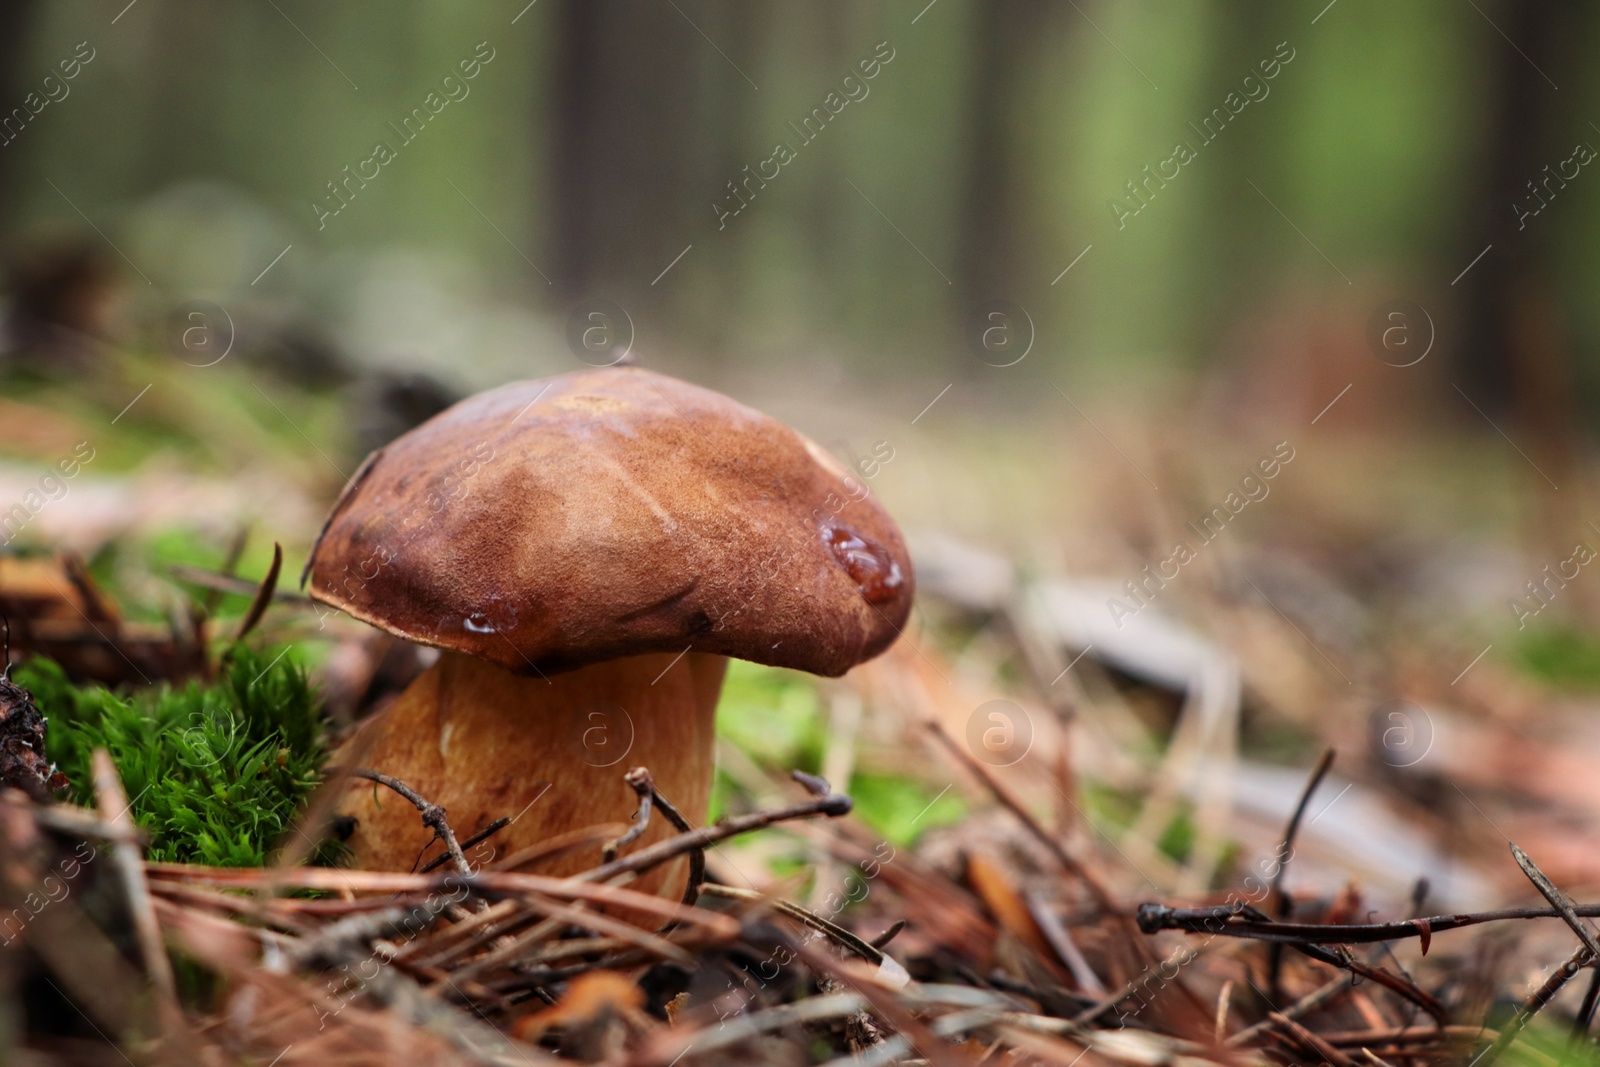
[[336, 650, 727, 898]]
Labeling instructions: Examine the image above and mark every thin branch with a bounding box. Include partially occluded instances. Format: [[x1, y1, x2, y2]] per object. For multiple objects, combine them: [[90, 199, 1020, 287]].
[[351, 768, 472, 876], [1494, 842, 1600, 1065], [419, 818, 510, 874], [1270, 748, 1336, 913], [1480, 943, 1591, 1066], [1511, 841, 1600, 959], [1268, 747, 1336, 1002], [1137, 901, 1600, 945], [602, 768, 656, 862], [791, 768, 833, 797], [579, 791, 851, 886], [869, 919, 907, 949], [635, 767, 706, 909], [698, 883, 887, 967], [599, 765, 706, 913]]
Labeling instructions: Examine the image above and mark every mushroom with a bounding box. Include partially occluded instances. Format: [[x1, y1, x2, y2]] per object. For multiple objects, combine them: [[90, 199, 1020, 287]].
[[305, 367, 913, 895]]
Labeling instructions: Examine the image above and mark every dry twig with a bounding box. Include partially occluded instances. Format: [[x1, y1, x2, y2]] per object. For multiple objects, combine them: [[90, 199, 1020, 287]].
[[351, 767, 473, 876], [91, 749, 187, 1043]]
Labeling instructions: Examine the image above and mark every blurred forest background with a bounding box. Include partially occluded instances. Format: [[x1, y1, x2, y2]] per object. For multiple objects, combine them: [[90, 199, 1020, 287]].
[[4, 0, 1600, 675], [16, 5, 1600, 1059], [3, 0, 1597, 394]]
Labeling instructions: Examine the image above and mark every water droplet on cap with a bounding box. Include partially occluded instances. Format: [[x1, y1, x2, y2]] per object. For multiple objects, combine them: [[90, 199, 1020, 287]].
[[821, 522, 904, 605]]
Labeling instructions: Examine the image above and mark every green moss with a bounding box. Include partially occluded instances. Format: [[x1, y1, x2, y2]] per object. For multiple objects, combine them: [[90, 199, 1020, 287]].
[[17, 645, 328, 866]]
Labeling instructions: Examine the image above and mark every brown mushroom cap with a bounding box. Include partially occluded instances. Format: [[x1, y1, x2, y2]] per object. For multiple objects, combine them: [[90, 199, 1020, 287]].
[[306, 368, 913, 677]]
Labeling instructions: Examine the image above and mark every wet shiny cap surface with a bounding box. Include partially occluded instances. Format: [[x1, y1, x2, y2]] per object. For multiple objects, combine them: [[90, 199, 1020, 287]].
[[305, 367, 913, 677]]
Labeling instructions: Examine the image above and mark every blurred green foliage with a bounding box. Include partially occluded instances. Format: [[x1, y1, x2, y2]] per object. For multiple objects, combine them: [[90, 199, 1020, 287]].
[[1086, 781, 1197, 864], [1155, 808, 1197, 865], [1511, 625, 1600, 689], [715, 659, 827, 773], [713, 660, 964, 846], [847, 770, 964, 846]]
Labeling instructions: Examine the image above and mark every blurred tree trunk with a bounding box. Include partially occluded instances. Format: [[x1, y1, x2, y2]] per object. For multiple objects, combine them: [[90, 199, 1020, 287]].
[[549, 0, 613, 300], [550, 0, 752, 318], [1456, 1, 1573, 428], [1192, 5, 1290, 350], [0, 0, 39, 242], [1454, 0, 1596, 592], [693, 0, 761, 361], [956, 0, 1053, 317]]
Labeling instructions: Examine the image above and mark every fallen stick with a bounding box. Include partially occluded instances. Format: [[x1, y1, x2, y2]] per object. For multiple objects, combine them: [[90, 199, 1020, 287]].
[[1137, 900, 1600, 945]]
